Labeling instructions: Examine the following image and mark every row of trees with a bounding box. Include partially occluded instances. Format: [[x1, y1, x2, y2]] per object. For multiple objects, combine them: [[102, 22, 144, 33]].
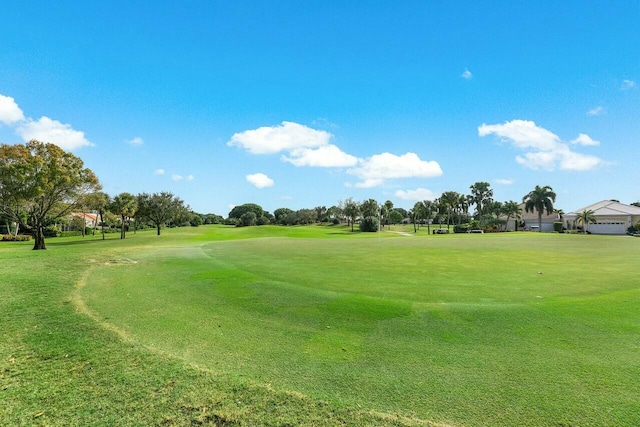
[[226, 183, 560, 234], [0, 140, 221, 250], [1, 141, 585, 249]]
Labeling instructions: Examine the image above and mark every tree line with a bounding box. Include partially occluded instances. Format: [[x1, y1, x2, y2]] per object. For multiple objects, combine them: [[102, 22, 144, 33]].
[[0, 140, 221, 250], [225, 183, 559, 234], [1, 140, 564, 250]]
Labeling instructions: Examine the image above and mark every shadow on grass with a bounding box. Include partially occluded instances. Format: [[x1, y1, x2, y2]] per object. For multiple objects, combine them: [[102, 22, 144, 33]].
[[47, 236, 121, 246]]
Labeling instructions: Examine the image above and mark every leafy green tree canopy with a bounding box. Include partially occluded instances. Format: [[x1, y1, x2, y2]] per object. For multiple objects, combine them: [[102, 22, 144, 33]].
[[137, 191, 187, 235], [0, 140, 100, 249], [228, 203, 264, 220]]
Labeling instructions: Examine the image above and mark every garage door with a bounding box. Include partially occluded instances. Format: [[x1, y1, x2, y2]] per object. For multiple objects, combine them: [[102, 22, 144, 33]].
[[588, 222, 627, 235]]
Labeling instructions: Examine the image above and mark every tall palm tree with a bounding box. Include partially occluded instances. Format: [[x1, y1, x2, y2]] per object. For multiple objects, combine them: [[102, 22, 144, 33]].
[[440, 191, 461, 227], [469, 181, 493, 219], [422, 200, 435, 234], [342, 198, 360, 232], [575, 209, 597, 234], [522, 185, 556, 232]]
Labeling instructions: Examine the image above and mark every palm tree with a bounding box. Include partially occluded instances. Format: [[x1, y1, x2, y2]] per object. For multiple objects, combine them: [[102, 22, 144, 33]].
[[469, 181, 493, 219], [422, 200, 435, 234], [575, 209, 597, 234], [522, 185, 556, 232], [342, 198, 360, 232], [440, 191, 461, 228], [501, 201, 521, 231], [110, 192, 138, 239]]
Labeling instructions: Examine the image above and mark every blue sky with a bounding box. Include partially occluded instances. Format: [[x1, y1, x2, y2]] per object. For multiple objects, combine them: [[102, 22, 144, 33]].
[[1, 1, 638, 215]]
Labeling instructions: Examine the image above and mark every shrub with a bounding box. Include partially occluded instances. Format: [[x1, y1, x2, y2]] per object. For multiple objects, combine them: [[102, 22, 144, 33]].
[[256, 216, 270, 226], [359, 216, 379, 232], [332, 218, 340, 225], [454, 224, 470, 233], [2, 234, 32, 241], [44, 225, 61, 237], [553, 222, 563, 233]]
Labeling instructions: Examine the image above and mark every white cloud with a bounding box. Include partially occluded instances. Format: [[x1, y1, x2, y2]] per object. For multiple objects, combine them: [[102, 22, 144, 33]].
[[246, 173, 274, 189], [17, 116, 93, 151], [478, 120, 560, 151], [154, 168, 165, 175], [347, 152, 443, 188], [281, 144, 358, 167], [0, 94, 25, 125], [227, 121, 332, 154], [622, 79, 636, 90], [479, 119, 604, 171], [186, 174, 195, 181], [461, 69, 473, 80], [127, 137, 144, 146], [571, 133, 599, 146], [172, 174, 184, 181], [494, 179, 513, 185], [395, 188, 438, 201], [558, 150, 603, 171], [587, 106, 605, 116]]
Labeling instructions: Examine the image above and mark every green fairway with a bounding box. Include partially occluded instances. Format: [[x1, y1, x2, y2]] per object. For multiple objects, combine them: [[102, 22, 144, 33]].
[[2, 225, 640, 426]]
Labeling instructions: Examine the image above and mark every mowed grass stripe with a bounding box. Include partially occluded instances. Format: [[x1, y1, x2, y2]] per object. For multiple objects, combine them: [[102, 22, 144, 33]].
[[79, 227, 640, 426]]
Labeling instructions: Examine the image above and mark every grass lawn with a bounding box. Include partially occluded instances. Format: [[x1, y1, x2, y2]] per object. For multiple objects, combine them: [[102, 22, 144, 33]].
[[2, 225, 639, 426]]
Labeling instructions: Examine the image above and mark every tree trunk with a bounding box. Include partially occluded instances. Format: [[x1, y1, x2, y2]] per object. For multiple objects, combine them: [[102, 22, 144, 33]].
[[120, 215, 126, 239], [100, 211, 105, 240], [157, 224, 161, 236], [538, 212, 543, 232], [32, 225, 46, 250]]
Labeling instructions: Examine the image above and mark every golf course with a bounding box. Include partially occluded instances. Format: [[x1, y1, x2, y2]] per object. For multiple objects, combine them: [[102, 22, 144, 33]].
[[2, 224, 639, 426]]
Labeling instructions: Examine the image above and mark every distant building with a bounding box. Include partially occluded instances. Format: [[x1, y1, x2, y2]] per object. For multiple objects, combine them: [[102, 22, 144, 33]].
[[503, 203, 560, 232], [70, 212, 100, 229], [564, 200, 640, 235]]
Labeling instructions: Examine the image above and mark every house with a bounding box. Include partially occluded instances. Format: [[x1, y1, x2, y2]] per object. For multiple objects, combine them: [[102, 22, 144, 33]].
[[70, 212, 100, 229], [564, 200, 640, 235], [503, 203, 560, 232]]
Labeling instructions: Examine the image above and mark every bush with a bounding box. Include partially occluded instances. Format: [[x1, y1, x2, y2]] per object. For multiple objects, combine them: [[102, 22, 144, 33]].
[[2, 234, 32, 241], [553, 222, 563, 233], [454, 224, 470, 233], [44, 225, 61, 237], [332, 218, 340, 225], [359, 216, 379, 232], [223, 217, 238, 226], [256, 216, 270, 226]]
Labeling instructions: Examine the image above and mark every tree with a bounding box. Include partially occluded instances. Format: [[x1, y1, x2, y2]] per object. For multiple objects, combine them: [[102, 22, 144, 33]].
[[389, 209, 404, 225], [421, 200, 436, 234], [0, 140, 100, 250], [575, 209, 597, 234], [360, 199, 379, 218], [274, 207, 294, 225], [314, 206, 328, 223], [522, 185, 556, 232], [501, 201, 521, 231], [111, 193, 138, 239], [469, 182, 493, 219], [238, 211, 257, 227], [84, 191, 110, 239], [342, 198, 360, 232], [383, 200, 394, 229], [228, 203, 264, 221], [411, 201, 423, 233], [136, 192, 186, 235], [439, 191, 461, 227]]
